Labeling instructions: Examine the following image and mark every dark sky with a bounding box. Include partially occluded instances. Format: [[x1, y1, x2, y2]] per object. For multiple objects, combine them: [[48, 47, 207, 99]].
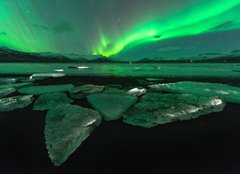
[[0, 0, 240, 60]]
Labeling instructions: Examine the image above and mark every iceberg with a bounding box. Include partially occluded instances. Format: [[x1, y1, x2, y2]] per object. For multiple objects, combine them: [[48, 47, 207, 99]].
[[87, 93, 137, 121], [69, 84, 104, 99], [33, 92, 73, 111], [123, 93, 225, 128], [0, 88, 16, 98], [18, 84, 74, 95], [45, 104, 101, 166], [0, 95, 34, 112], [149, 81, 240, 104]]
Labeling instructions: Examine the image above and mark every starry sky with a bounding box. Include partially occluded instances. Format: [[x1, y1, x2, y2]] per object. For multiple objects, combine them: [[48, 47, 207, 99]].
[[0, 0, 240, 60]]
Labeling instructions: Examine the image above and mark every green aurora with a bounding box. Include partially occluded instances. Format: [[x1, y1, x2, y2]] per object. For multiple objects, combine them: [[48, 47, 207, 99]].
[[0, 0, 240, 59]]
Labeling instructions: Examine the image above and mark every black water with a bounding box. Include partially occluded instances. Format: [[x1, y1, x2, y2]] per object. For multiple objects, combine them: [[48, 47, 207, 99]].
[[0, 76, 240, 174]]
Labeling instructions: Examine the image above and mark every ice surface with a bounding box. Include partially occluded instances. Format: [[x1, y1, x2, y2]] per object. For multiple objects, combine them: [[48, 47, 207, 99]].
[[30, 73, 66, 80], [69, 84, 104, 99], [102, 87, 127, 95], [0, 88, 16, 98], [0, 95, 34, 112], [149, 81, 240, 104], [127, 88, 146, 96], [123, 93, 225, 128], [33, 92, 73, 111], [0, 78, 16, 85], [87, 93, 137, 121], [18, 84, 74, 95], [53, 69, 64, 73], [0, 82, 33, 89], [45, 104, 101, 166]]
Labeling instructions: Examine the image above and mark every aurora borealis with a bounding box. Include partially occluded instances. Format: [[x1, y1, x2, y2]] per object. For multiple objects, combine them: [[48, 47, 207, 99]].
[[0, 0, 240, 59]]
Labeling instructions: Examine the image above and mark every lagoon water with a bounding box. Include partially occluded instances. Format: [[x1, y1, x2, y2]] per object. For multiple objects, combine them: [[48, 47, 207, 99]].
[[0, 63, 240, 79], [0, 63, 240, 173]]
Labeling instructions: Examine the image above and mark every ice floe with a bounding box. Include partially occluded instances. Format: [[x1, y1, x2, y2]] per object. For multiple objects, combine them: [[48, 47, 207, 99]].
[[87, 93, 137, 121], [149, 81, 240, 104], [18, 84, 74, 95], [123, 93, 225, 128], [45, 104, 101, 166], [33, 92, 73, 111], [69, 84, 104, 99], [0, 95, 34, 112], [0, 88, 16, 98]]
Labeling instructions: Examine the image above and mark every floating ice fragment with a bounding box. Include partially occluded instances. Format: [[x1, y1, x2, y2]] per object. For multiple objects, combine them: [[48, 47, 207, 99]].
[[87, 93, 137, 121], [102, 87, 126, 94], [0, 82, 33, 89], [0, 88, 16, 98], [69, 84, 104, 99], [149, 81, 240, 104], [123, 93, 225, 128], [0, 95, 34, 112], [18, 84, 74, 95], [127, 88, 146, 97], [30, 73, 66, 80], [0, 78, 16, 85], [33, 92, 73, 111], [53, 69, 64, 73], [77, 66, 89, 69], [45, 104, 101, 166]]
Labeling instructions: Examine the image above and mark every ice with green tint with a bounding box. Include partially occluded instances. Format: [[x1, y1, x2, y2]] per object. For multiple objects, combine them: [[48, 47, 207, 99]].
[[87, 93, 137, 121], [69, 84, 104, 99], [33, 92, 73, 111], [45, 104, 101, 166], [123, 93, 225, 128], [0, 82, 33, 89], [149, 81, 240, 104], [0, 88, 16, 98], [18, 84, 74, 95], [30, 73, 66, 80], [0, 95, 34, 112], [0, 78, 16, 85]]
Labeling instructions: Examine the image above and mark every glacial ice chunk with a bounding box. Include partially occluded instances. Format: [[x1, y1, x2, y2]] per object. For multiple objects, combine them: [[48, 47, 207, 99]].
[[102, 87, 126, 94], [127, 88, 146, 96], [149, 81, 240, 104], [0, 78, 16, 85], [0, 95, 34, 112], [123, 93, 225, 128], [0, 88, 16, 98], [77, 66, 89, 69], [0, 82, 33, 89], [33, 92, 73, 111], [53, 69, 64, 73], [18, 84, 74, 95], [30, 73, 66, 80], [87, 93, 137, 121], [45, 104, 101, 166], [69, 84, 104, 99]]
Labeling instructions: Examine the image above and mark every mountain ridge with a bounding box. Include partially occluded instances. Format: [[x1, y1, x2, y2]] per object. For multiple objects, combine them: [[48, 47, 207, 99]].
[[0, 47, 240, 63]]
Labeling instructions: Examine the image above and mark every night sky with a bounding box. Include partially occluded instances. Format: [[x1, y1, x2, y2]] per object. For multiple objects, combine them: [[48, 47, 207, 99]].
[[0, 0, 240, 60]]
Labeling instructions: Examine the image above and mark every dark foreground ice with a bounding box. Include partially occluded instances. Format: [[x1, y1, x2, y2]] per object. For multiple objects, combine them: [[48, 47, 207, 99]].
[[123, 93, 225, 128], [45, 104, 101, 166]]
